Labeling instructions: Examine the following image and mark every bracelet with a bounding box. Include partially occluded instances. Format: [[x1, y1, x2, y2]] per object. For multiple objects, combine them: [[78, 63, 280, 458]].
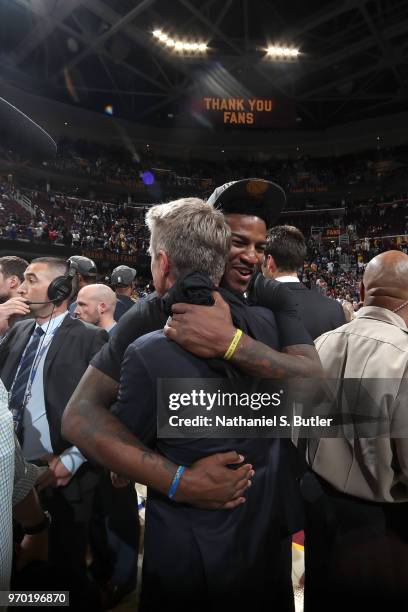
[[23, 510, 51, 535], [168, 465, 186, 499], [223, 328, 243, 360]]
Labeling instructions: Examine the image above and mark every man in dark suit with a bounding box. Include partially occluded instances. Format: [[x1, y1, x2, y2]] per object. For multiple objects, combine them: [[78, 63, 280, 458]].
[[262, 225, 346, 339], [0, 257, 108, 604]]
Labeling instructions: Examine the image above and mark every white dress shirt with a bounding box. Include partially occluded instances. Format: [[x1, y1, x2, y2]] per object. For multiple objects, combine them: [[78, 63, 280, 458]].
[[21, 312, 86, 475], [275, 275, 300, 283]]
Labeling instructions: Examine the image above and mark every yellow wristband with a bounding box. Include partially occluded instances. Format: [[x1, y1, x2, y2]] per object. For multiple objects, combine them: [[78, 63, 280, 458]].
[[223, 329, 243, 361]]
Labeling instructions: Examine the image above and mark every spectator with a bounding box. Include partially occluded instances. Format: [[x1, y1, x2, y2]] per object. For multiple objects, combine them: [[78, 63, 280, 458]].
[[262, 225, 346, 339], [0, 256, 28, 303], [110, 266, 137, 321], [67, 255, 97, 315], [74, 284, 117, 333]]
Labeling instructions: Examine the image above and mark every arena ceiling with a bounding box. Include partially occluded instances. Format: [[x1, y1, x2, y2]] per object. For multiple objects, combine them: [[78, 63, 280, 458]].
[[1, 0, 408, 130]]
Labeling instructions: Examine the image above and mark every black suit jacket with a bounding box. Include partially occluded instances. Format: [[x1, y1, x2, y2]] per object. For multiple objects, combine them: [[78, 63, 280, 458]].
[[0, 315, 108, 519], [280, 281, 346, 340], [0, 314, 108, 455]]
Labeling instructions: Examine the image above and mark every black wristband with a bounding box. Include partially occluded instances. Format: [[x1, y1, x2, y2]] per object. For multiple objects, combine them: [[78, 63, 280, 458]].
[[23, 511, 51, 535]]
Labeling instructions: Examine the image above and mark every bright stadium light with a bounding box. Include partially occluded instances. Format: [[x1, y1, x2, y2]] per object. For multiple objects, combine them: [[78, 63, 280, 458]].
[[266, 45, 300, 59], [152, 29, 208, 53]]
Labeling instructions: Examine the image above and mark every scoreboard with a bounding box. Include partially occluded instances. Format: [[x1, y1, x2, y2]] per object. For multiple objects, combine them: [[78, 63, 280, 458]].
[[193, 96, 296, 128]]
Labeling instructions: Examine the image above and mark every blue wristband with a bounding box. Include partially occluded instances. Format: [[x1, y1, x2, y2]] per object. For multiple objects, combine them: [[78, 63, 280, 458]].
[[168, 465, 186, 499]]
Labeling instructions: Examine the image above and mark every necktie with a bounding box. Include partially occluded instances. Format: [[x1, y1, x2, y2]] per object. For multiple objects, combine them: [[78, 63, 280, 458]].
[[9, 327, 45, 444]]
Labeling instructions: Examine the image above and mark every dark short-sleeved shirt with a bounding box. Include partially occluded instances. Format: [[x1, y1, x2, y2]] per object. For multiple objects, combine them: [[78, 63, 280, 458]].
[[91, 281, 312, 384], [114, 295, 136, 322], [91, 292, 167, 382]]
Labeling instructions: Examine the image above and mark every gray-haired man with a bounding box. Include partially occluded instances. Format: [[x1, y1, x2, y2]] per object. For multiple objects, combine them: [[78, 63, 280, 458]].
[[65, 196, 301, 611]]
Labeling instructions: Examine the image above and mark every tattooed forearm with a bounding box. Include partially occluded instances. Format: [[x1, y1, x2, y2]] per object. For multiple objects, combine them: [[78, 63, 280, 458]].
[[62, 366, 178, 494], [231, 335, 323, 378]]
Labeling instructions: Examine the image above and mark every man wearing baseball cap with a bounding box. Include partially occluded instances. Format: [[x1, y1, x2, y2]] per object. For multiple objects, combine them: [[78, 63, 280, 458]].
[[110, 266, 137, 321], [69, 256, 98, 287], [165, 178, 311, 345], [208, 178, 286, 230], [64, 180, 320, 504], [68, 256, 98, 316]]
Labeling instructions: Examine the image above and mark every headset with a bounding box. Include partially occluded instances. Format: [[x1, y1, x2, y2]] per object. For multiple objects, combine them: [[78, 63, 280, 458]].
[[27, 259, 79, 305]]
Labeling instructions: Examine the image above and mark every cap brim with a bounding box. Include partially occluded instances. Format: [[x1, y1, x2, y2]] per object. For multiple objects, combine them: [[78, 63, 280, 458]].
[[208, 178, 286, 227]]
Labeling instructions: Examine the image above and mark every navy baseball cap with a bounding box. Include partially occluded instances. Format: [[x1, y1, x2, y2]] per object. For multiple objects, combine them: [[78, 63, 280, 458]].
[[68, 256, 97, 277], [111, 265, 137, 286]]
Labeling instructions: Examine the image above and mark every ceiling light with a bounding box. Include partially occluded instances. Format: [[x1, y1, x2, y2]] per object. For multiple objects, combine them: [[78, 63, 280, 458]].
[[152, 29, 208, 53], [266, 44, 300, 60]]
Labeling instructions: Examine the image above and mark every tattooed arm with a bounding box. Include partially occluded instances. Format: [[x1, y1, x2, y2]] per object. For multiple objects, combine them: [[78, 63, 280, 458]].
[[62, 365, 253, 509], [231, 338, 322, 378], [165, 292, 323, 378]]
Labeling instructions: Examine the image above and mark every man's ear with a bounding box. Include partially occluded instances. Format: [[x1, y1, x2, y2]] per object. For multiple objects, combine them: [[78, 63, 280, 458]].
[[8, 275, 19, 290], [158, 251, 170, 276], [360, 280, 365, 303], [263, 255, 276, 276]]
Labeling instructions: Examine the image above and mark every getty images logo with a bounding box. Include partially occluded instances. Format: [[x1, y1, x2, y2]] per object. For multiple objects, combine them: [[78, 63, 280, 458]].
[[168, 389, 284, 411]]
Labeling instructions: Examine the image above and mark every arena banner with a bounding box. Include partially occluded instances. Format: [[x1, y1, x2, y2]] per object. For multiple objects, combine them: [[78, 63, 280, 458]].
[[81, 249, 140, 265], [193, 96, 296, 128], [322, 227, 341, 239]]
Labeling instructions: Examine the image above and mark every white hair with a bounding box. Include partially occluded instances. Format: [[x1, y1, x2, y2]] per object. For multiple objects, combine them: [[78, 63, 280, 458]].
[[146, 197, 230, 283]]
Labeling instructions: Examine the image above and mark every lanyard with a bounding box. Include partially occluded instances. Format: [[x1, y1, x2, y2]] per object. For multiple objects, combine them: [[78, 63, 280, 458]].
[[9, 317, 65, 408]]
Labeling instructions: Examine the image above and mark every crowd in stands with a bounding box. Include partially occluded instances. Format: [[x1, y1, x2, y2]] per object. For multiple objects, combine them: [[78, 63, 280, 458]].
[[1, 137, 408, 311], [0, 183, 149, 255], [2, 180, 408, 251], [301, 229, 408, 305], [1, 136, 408, 198], [2, 183, 408, 309]]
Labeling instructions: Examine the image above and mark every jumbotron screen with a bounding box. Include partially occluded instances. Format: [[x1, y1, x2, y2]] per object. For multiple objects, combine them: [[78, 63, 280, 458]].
[[192, 96, 296, 128]]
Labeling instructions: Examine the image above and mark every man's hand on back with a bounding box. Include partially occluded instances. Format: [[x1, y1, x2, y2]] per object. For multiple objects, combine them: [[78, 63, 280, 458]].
[[175, 451, 254, 510], [63, 367, 254, 509], [164, 292, 236, 359]]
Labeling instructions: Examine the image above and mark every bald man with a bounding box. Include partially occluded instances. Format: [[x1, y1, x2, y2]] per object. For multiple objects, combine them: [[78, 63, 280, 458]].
[[74, 284, 117, 333], [303, 250, 408, 611]]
